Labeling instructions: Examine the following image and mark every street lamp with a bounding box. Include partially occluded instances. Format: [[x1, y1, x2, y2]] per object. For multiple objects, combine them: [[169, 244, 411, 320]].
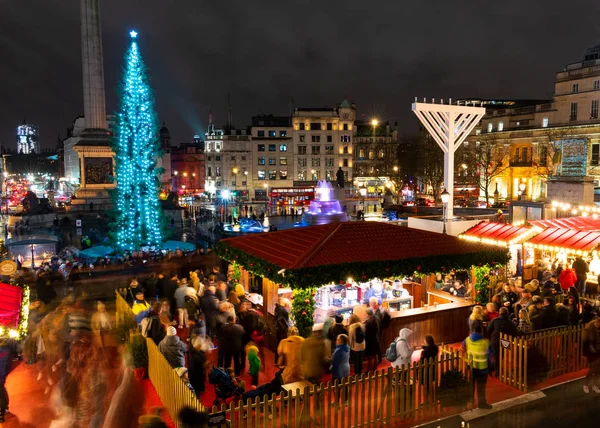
[[393, 166, 399, 204], [311, 169, 316, 181], [244, 171, 249, 196], [30, 244, 35, 268], [518, 182, 526, 201], [359, 185, 367, 220], [441, 189, 450, 234], [222, 189, 231, 222]]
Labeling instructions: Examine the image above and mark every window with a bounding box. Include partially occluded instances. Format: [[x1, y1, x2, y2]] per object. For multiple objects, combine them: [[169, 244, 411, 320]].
[[343, 145, 349, 154], [257, 130, 265, 137], [378, 150, 385, 159], [327, 123, 332, 131], [311, 135, 321, 143], [325, 158, 334, 167], [257, 157, 265, 165], [299, 135, 305, 142], [487, 123, 493, 132], [572, 83, 579, 93], [299, 123, 305, 130], [368, 151, 374, 160], [298, 171, 306, 180], [269, 144, 276, 151], [216, 167, 221, 177], [498, 121, 504, 131], [298, 158, 307, 167], [279, 130, 287, 137], [298, 145, 306, 154], [595, 80, 600, 90], [325, 145, 334, 154], [311, 170, 319, 181], [207, 167, 212, 176], [326, 135, 332, 143], [521, 147, 529, 163], [269, 170, 277, 180], [343, 123, 348, 130], [342, 135, 351, 143], [207, 156, 212, 161], [215, 155, 221, 161], [539, 145, 548, 166], [257, 170, 265, 180], [279, 157, 287, 165], [268, 130, 276, 137], [258, 144, 265, 152], [542, 117, 549, 128], [231, 156, 235, 161], [269, 158, 276, 165], [326, 170, 333, 180], [475, 129, 481, 135], [215, 142, 222, 151], [310, 122, 321, 131], [241, 156, 246, 161], [343, 159, 349, 167], [592, 100, 599, 119], [205, 142, 212, 152], [592, 143, 600, 166], [570, 102, 578, 121], [279, 170, 287, 179], [311, 145, 321, 155], [359, 149, 365, 159], [312, 158, 321, 167], [279, 144, 287, 152]]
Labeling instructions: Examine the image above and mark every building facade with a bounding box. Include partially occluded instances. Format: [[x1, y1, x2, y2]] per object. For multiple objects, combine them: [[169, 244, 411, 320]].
[[250, 115, 293, 201], [17, 124, 40, 154], [292, 99, 355, 186], [204, 121, 251, 199], [171, 143, 205, 194], [466, 43, 600, 202]]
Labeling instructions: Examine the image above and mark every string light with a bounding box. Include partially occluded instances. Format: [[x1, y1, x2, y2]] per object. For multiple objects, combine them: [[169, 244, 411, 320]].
[[114, 32, 164, 250]]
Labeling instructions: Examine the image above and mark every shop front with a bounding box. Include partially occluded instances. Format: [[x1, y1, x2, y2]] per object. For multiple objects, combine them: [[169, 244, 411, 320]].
[[217, 222, 509, 348]]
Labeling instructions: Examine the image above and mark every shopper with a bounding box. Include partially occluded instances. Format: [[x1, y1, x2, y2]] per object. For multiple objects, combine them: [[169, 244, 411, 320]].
[[348, 315, 366, 375], [462, 324, 493, 409], [158, 326, 188, 368], [330, 334, 350, 407]]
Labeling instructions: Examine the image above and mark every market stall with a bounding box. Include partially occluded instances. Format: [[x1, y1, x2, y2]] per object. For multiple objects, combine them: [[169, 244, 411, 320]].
[[217, 222, 509, 347]]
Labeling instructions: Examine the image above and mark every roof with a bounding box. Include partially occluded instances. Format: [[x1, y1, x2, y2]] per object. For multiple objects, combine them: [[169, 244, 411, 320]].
[[0, 282, 23, 329], [529, 216, 600, 230], [220, 222, 504, 269], [524, 227, 600, 253], [460, 221, 534, 246]]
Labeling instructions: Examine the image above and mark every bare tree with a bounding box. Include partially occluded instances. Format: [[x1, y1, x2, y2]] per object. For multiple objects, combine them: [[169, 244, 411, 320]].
[[532, 127, 582, 179], [457, 133, 511, 204], [398, 134, 444, 200]]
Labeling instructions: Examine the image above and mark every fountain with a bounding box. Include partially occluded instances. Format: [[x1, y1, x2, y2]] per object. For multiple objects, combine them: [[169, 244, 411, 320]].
[[301, 180, 348, 225]]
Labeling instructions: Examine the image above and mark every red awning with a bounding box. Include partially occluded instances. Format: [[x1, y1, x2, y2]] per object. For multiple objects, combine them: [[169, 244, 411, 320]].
[[529, 216, 600, 230], [0, 282, 23, 329], [525, 227, 600, 252], [460, 222, 533, 245]]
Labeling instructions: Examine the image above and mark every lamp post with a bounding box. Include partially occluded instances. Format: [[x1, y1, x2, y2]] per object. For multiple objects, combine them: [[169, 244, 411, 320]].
[[30, 244, 35, 268], [359, 185, 367, 220], [311, 169, 316, 182], [244, 171, 248, 196], [393, 165, 399, 204], [518, 182, 526, 201], [371, 119, 378, 137], [441, 189, 450, 235], [222, 189, 231, 223]]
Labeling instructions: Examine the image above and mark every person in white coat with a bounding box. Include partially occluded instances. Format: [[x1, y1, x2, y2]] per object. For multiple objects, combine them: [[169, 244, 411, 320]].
[[391, 328, 414, 369]]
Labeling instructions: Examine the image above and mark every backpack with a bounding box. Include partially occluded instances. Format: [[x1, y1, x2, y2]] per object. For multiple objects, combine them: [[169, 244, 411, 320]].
[[385, 339, 398, 361], [140, 317, 153, 338], [354, 325, 365, 344]]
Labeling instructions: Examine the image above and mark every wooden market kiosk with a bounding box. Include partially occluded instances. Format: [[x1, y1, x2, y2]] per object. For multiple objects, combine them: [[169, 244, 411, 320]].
[[217, 222, 508, 350]]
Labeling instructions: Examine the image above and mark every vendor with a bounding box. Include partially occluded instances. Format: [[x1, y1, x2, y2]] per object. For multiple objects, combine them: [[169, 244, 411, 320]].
[[364, 280, 385, 304], [442, 280, 466, 298], [391, 280, 410, 299]]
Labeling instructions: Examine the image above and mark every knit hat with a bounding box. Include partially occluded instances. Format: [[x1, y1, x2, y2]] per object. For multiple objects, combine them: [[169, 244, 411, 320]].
[[175, 367, 188, 377], [235, 284, 245, 297], [167, 326, 177, 336], [335, 315, 343, 323]]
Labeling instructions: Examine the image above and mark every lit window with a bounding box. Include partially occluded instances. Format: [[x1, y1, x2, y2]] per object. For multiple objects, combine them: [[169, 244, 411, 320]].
[[258, 144, 265, 152], [279, 157, 287, 165], [268, 130, 276, 137], [269, 170, 277, 180], [269, 158, 276, 165], [279, 130, 287, 137], [279, 170, 287, 179], [487, 123, 493, 132], [312, 158, 320, 167], [498, 121, 504, 131], [299, 135, 305, 142], [542, 117, 549, 128], [279, 144, 287, 151], [257, 157, 265, 165], [257, 170, 265, 180]]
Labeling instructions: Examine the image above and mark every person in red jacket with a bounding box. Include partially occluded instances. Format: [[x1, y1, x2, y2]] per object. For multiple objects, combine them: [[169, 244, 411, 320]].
[[559, 264, 577, 291]]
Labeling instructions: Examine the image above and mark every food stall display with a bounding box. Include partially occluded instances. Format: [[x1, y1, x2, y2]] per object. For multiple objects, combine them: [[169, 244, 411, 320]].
[[217, 222, 509, 347]]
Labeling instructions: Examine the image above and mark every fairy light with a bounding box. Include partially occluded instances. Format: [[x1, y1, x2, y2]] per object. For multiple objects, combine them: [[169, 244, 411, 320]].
[[114, 31, 165, 250]]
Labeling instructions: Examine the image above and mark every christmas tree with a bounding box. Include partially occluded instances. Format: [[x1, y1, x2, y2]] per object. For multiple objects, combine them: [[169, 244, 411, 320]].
[[113, 31, 164, 250]]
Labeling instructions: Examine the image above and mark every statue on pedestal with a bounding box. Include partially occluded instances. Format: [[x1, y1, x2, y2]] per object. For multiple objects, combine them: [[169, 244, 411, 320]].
[[336, 167, 345, 188]]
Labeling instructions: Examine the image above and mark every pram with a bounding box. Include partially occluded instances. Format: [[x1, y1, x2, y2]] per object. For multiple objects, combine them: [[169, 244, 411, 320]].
[[208, 366, 244, 406], [240, 368, 284, 402]]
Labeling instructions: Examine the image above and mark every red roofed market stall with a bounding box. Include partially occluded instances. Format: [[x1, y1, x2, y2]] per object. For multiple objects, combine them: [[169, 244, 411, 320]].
[[0, 282, 29, 340], [217, 222, 509, 349]]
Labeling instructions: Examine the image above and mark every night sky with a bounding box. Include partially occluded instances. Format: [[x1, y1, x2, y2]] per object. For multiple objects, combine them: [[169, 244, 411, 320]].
[[2, 0, 600, 150]]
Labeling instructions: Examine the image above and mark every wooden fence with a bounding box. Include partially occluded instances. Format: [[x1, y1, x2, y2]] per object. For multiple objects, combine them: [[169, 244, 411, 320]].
[[146, 338, 205, 427], [499, 324, 587, 392], [115, 290, 135, 328], [208, 349, 470, 427]]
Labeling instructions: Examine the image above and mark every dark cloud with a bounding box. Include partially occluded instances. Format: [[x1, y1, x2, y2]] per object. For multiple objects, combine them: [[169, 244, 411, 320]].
[[2, 0, 600, 149]]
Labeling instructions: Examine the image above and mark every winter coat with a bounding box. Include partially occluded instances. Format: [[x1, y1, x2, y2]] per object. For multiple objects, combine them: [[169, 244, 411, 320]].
[[131, 300, 151, 324], [200, 291, 219, 329], [539, 305, 559, 329], [348, 322, 366, 352], [373, 307, 391, 330], [300, 335, 330, 380], [330, 344, 350, 380], [328, 322, 348, 352], [217, 322, 245, 354], [572, 257, 589, 281], [175, 286, 195, 309], [583, 320, 600, 361], [559, 268, 577, 290], [277, 335, 305, 384], [184, 294, 199, 319], [145, 276, 158, 299], [146, 312, 165, 345], [162, 278, 179, 302], [274, 304, 291, 339], [158, 335, 188, 368], [486, 314, 517, 347], [420, 343, 439, 362], [188, 348, 206, 394], [391, 328, 414, 368], [517, 319, 532, 335], [246, 345, 261, 375], [364, 316, 381, 357]]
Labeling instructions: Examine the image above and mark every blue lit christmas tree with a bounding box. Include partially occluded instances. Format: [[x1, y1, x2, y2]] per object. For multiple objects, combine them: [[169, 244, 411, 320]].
[[113, 31, 164, 250]]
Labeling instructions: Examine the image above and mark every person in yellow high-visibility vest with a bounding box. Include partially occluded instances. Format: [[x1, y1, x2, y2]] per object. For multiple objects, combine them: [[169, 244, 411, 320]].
[[461, 323, 493, 409]]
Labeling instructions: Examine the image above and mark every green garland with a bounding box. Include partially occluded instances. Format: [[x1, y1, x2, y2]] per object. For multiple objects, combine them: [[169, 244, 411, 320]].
[[289, 288, 316, 338], [229, 262, 242, 288], [216, 241, 509, 290], [473, 265, 491, 305]]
